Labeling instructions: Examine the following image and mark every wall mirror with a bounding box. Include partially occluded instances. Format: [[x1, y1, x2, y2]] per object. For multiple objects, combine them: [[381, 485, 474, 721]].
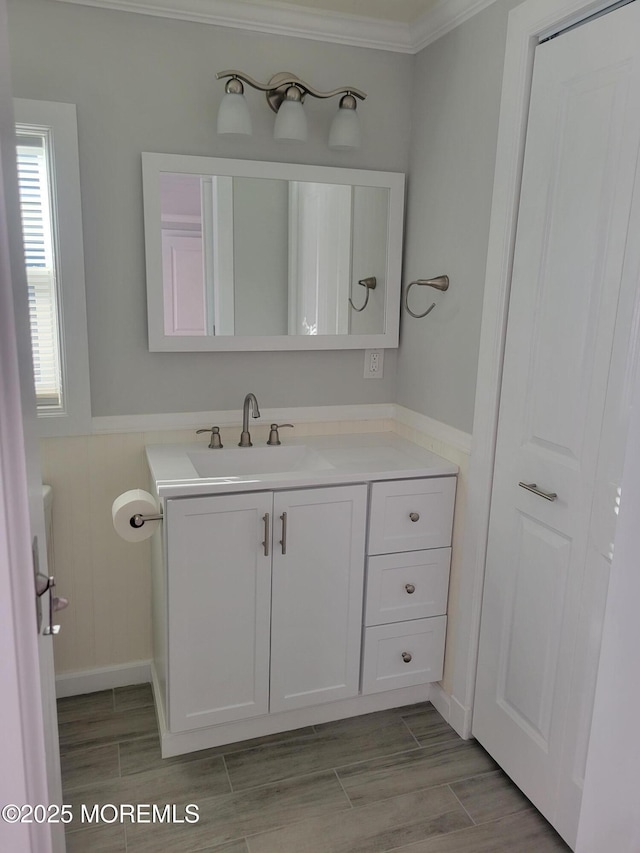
[[142, 154, 404, 351]]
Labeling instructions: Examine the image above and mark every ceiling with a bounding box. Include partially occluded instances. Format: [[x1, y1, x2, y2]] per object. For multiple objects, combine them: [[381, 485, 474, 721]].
[[239, 0, 440, 24]]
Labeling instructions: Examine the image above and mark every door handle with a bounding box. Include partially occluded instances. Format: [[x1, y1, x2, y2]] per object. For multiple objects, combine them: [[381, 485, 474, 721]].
[[36, 573, 67, 636], [280, 512, 287, 555], [518, 482, 557, 502]]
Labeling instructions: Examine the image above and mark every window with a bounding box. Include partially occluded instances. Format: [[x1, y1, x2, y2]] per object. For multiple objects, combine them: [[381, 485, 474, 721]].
[[16, 131, 62, 409], [14, 99, 90, 436]]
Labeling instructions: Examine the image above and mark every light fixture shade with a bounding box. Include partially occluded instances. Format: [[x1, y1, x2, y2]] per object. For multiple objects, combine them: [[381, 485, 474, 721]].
[[328, 103, 361, 150], [217, 93, 252, 136], [274, 100, 308, 143]]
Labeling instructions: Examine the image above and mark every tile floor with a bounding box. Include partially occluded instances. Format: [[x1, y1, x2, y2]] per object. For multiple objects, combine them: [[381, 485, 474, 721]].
[[58, 686, 570, 852]]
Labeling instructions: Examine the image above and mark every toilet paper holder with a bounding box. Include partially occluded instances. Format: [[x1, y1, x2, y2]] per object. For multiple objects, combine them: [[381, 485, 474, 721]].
[[130, 510, 164, 529]]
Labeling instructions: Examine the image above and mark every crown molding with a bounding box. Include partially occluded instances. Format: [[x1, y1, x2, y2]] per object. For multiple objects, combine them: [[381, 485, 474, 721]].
[[51, 0, 414, 52], [51, 0, 498, 53], [411, 0, 499, 51]]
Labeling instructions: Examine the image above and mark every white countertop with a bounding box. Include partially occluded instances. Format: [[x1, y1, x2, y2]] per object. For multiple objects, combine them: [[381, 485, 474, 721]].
[[146, 432, 458, 499]]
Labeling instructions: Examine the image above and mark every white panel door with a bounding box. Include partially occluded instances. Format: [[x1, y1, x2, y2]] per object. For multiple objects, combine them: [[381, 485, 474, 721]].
[[270, 485, 367, 712], [167, 492, 272, 731], [0, 15, 62, 849], [473, 3, 640, 847]]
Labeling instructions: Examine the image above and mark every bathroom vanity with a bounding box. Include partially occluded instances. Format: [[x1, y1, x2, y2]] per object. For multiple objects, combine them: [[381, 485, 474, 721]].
[[146, 432, 456, 756]]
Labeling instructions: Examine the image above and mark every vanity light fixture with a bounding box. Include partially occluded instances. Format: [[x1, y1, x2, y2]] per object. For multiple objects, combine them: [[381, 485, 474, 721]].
[[216, 70, 366, 149], [216, 76, 253, 136]]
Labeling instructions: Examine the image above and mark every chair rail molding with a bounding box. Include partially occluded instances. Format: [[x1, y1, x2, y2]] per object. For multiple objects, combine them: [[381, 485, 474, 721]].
[[51, 0, 500, 53], [91, 403, 395, 434], [394, 405, 472, 455]]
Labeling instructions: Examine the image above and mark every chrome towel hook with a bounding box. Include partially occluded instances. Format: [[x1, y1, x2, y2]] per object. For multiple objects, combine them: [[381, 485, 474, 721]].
[[405, 275, 449, 318], [349, 276, 377, 312]]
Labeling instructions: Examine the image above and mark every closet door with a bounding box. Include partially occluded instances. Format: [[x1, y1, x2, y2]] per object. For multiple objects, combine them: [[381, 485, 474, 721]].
[[473, 2, 640, 847]]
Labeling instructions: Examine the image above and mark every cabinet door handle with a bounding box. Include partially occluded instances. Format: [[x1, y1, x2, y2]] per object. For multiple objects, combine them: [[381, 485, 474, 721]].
[[262, 513, 270, 557], [402, 651, 412, 663], [280, 512, 287, 555], [405, 583, 416, 594], [409, 512, 420, 522]]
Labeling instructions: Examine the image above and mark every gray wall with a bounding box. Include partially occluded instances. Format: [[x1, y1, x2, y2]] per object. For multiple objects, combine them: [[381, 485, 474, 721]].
[[350, 186, 388, 336], [397, 0, 521, 433], [7, 0, 412, 417]]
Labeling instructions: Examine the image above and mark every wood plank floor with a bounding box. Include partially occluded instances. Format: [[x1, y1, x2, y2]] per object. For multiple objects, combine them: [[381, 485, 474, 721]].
[[58, 687, 570, 852]]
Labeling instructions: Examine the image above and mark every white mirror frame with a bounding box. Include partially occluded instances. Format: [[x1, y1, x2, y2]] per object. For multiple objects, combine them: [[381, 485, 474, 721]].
[[142, 154, 404, 352]]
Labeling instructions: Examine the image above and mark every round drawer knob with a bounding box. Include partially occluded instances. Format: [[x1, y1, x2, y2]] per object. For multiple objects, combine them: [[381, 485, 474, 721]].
[[409, 512, 420, 522], [405, 583, 416, 595], [401, 651, 412, 663]]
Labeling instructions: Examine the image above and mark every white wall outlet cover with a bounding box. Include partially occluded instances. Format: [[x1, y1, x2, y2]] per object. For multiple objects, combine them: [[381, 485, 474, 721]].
[[364, 349, 384, 379]]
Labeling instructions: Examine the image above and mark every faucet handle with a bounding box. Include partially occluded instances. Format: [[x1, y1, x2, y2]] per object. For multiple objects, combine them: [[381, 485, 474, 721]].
[[196, 426, 223, 449], [267, 424, 294, 446]]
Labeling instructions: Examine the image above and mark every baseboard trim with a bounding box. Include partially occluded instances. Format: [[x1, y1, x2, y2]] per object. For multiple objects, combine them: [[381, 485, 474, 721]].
[[156, 683, 432, 757], [429, 682, 473, 740], [449, 693, 473, 739], [429, 681, 450, 720], [55, 660, 152, 697]]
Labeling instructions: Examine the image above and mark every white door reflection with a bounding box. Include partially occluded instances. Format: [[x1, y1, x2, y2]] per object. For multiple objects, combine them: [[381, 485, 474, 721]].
[[160, 173, 235, 336], [288, 182, 352, 336]]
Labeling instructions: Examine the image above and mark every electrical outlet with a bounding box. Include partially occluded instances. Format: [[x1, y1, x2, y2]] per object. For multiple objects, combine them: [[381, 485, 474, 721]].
[[364, 349, 384, 379]]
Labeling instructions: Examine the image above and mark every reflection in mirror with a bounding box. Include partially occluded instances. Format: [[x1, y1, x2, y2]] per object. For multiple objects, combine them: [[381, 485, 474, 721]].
[[143, 155, 404, 351], [160, 174, 206, 336], [158, 172, 389, 338]]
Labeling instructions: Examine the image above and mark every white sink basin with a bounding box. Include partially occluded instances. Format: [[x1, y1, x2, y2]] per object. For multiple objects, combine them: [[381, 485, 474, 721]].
[[187, 445, 334, 478]]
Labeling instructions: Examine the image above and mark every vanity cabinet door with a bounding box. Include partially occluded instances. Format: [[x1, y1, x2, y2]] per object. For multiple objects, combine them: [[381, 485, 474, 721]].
[[270, 485, 367, 713], [166, 492, 272, 732]]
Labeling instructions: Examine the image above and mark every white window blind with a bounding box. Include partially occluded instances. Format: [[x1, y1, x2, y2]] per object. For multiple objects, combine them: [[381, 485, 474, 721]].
[[16, 133, 63, 411]]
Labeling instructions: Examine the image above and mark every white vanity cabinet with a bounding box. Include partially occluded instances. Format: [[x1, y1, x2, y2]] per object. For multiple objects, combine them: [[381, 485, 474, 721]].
[[147, 435, 458, 756], [362, 477, 456, 694], [163, 484, 366, 734]]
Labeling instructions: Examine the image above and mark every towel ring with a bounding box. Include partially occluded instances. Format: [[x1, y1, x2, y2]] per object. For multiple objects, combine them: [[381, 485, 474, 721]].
[[405, 275, 449, 318], [349, 276, 377, 312]]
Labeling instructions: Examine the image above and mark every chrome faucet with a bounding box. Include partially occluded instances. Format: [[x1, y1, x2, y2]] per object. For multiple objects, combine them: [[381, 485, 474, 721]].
[[239, 393, 260, 447]]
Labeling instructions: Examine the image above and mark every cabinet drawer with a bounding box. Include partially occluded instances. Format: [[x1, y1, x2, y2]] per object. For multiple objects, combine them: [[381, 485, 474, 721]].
[[365, 549, 450, 626], [361, 617, 446, 694], [368, 478, 455, 555]]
